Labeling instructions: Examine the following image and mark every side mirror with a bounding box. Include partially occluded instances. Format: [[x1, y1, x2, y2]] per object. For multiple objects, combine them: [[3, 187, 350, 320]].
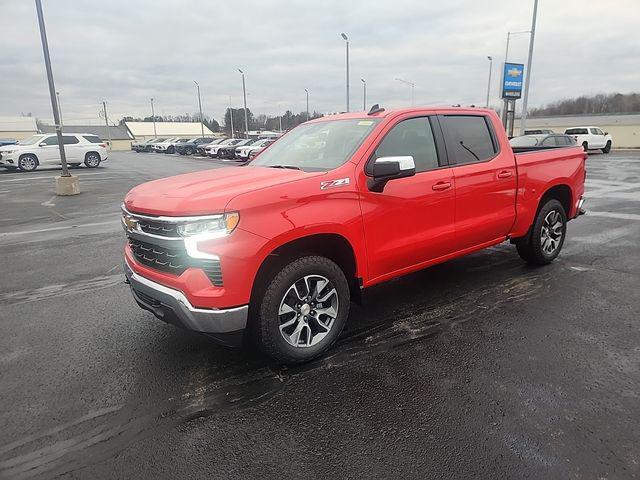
[[368, 156, 416, 192], [604, 132, 608, 135], [39, 142, 47, 147]]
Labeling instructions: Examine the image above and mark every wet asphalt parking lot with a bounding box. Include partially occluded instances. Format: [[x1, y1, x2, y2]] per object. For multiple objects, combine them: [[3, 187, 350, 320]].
[[1, 150, 639, 479]]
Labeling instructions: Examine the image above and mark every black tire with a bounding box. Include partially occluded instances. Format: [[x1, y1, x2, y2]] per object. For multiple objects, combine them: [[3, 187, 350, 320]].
[[602, 141, 611, 154], [255, 255, 350, 364], [69, 163, 81, 168], [582, 142, 589, 152], [18, 154, 38, 172], [166, 146, 175, 154], [84, 152, 101, 168], [515, 199, 567, 265], [185, 147, 194, 155]]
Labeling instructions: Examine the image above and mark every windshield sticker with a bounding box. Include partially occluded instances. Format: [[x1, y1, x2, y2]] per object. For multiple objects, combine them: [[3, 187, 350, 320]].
[[357, 121, 374, 126], [320, 178, 350, 190]]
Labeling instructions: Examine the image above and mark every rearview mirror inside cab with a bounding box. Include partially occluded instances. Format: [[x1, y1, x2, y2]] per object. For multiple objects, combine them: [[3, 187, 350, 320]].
[[368, 156, 416, 192]]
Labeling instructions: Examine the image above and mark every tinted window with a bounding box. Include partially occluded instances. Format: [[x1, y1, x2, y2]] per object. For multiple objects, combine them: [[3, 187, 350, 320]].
[[595, 128, 604, 135], [443, 115, 497, 163], [510, 135, 539, 147], [373, 117, 439, 173], [565, 128, 588, 135], [62, 136, 79, 145], [541, 136, 556, 146], [42, 136, 59, 145], [83, 135, 102, 143]]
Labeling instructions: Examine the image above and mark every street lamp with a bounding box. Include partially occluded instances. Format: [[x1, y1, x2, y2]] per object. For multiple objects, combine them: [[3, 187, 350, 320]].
[[361, 78, 366, 111], [150, 98, 157, 137], [238, 69, 249, 139], [229, 95, 235, 139], [34, 0, 77, 195], [485, 56, 493, 108], [304, 88, 309, 121], [395, 77, 416, 106], [341, 33, 349, 112], [194, 81, 205, 138], [520, 0, 539, 135]]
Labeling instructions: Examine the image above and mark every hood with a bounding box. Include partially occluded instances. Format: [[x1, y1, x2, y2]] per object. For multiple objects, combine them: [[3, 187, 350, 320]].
[[124, 166, 321, 216]]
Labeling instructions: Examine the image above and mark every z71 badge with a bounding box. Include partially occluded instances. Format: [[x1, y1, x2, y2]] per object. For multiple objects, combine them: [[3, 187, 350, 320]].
[[320, 177, 350, 190]]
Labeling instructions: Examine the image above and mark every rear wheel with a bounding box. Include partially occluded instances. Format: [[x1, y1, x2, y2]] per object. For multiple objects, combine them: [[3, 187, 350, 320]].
[[582, 142, 589, 152], [84, 152, 101, 168], [255, 255, 350, 364], [515, 199, 567, 265], [185, 147, 194, 155], [166, 146, 175, 154], [602, 141, 611, 153], [18, 154, 38, 172]]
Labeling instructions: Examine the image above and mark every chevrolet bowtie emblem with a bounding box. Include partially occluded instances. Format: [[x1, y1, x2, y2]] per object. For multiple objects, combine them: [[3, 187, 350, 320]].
[[507, 67, 522, 77], [123, 214, 138, 231]]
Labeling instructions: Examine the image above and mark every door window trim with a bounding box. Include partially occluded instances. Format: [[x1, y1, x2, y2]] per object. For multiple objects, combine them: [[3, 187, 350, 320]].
[[364, 115, 449, 176], [439, 114, 501, 166]]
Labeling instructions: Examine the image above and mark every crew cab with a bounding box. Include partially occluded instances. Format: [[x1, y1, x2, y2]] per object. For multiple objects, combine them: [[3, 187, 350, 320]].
[[564, 127, 612, 153], [122, 106, 586, 363], [0, 133, 107, 171]]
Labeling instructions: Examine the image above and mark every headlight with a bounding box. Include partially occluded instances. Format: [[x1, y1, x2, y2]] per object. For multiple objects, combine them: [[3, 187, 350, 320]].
[[177, 212, 239, 238]]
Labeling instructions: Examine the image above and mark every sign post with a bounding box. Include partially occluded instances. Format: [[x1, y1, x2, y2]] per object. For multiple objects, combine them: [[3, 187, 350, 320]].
[[500, 62, 524, 138]]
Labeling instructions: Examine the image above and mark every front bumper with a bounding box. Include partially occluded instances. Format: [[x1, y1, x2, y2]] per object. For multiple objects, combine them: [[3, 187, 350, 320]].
[[124, 259, 248, 334]]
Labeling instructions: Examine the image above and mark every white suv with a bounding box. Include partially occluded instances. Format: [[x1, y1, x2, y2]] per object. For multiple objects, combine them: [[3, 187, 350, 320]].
[[0, 133, 108, 171], [564, 127, 613, 153]]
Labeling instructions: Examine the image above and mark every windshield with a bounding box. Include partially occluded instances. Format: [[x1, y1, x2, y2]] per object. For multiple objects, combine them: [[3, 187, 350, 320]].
[[250, 119, 380, 171], [18, 135, 45, 145]]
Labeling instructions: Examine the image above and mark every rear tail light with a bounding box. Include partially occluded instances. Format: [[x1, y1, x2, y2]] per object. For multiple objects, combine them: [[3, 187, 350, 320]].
[[99, 143, 107, 148]]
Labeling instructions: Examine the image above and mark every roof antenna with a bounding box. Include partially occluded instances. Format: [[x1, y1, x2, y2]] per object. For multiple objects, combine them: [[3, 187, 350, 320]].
[[368, 104, 385, 115]]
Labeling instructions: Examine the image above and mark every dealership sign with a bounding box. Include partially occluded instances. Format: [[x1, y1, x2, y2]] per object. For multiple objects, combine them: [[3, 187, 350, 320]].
[[502, 62, 524, 99]]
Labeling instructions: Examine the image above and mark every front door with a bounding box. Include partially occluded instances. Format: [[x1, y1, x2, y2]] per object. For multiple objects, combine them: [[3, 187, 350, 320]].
[[37, 135, 61, 164], [359, 116, 456, 281]]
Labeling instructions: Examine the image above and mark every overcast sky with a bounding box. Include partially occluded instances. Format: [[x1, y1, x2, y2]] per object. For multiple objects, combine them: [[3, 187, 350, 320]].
[[1, 0, 639, 125]]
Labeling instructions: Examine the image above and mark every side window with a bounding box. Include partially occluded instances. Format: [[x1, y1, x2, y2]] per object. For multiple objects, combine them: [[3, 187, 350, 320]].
[[373, 117, 439, 173], [42, 136, 59, 145], [590, 128, 598, 135], [442, 115, 497, 164], [540, 136, 555, 146], [595, 128, 604, 135], [82, 135, 102, 143], [62, 136, 79, 145]]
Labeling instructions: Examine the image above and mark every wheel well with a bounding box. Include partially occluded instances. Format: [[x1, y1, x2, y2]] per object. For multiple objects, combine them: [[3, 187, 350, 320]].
[[19, 153, 38, 163], [85, 151, 100, 159], [250, 234, 360, 308], [540, 184, 572, 217]]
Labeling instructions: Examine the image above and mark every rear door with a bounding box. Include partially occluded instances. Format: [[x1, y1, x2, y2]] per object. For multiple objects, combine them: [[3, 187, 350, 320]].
[[61, 135, 81, 162], [439, 114, 517, 252], [360, 115, 456, 280]]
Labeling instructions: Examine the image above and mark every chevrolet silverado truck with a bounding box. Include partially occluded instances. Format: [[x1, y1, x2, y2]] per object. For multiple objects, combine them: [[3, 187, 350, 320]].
[[122, 106, 586, 363]]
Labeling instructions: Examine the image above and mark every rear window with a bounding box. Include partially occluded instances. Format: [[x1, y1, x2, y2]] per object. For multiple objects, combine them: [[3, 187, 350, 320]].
[[62, 136, 79, 145], [83, 135, 102, 143], [442, 115, 497, 163], [565, 128, 588, 135]]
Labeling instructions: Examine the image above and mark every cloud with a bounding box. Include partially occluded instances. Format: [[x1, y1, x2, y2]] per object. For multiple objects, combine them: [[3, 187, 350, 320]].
[[1, 0, 638, 125]]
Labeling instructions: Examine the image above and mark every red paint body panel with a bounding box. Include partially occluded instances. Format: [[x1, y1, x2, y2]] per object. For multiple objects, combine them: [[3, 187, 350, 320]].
[[123, 108, 586, 312]]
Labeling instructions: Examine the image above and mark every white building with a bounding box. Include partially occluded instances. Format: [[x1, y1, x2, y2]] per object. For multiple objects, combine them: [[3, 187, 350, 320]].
[[125, 121, 216, 141], [0, 116, 38, 141]]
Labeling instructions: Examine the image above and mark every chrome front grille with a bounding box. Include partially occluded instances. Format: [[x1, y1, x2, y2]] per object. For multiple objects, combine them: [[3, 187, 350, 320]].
[[137, 218, 180, 237]]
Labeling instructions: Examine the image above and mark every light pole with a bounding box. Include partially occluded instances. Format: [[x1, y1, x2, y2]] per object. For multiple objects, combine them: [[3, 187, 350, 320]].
[[102, 101, 112, 150], [56, 91, 63, 127], [341, 33, 349, 112], [504, 30, 531, 66], [238, 69, 249, 139], [361, 78, 366, 111], [304, 88, 309, 121], [229, 95, 234, 139], [485, 56, 493, 108], [520, 0, 539, 135], [34, 0, 72, 186], [194, 81, 205, 138], [150, 98, 157, 138], [395, 77, 416, 106]]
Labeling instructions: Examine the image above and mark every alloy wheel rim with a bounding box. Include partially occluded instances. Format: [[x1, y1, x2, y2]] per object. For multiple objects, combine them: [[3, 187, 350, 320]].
[[278, 274, 338, 348], [541, 210, 564, 255], [87, 155, 99, 166], [22, 157, 35, 169]]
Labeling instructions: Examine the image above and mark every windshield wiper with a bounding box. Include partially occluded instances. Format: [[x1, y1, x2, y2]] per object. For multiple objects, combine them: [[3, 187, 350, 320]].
[[267, 165, 301, 170], [459, 141, 480, 162]]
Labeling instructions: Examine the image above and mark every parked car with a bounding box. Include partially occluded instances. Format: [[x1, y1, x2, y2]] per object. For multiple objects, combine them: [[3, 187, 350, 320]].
[[205, 138, 243, 158], [175, 137, 215, 155], [0, 133, 108, 171], [0, 138, 17, 147], [196, 138, 225, 156], [152, 138, 186, 154], [217, 139, 257, 159], [524, 129, 554, 135], [564, 127, 613, 153], [133, 138, 164, 153], [510, 134, 576, 151], [236, 139, 274, 160], [122, 106, 586, 363]]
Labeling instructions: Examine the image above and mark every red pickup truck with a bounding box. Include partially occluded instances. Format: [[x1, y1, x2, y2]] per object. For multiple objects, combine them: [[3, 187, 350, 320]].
[[122, 106, 586, 363]]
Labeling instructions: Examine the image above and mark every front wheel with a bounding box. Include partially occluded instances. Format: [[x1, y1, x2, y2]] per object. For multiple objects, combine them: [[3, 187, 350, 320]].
[[602, 141, 611, 153], [515, 199, 567, 265], [255, 256, 350, 364], [582, 142, 589, 152], [84, 152, 101, 168], [18, 154, 38, 172]]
